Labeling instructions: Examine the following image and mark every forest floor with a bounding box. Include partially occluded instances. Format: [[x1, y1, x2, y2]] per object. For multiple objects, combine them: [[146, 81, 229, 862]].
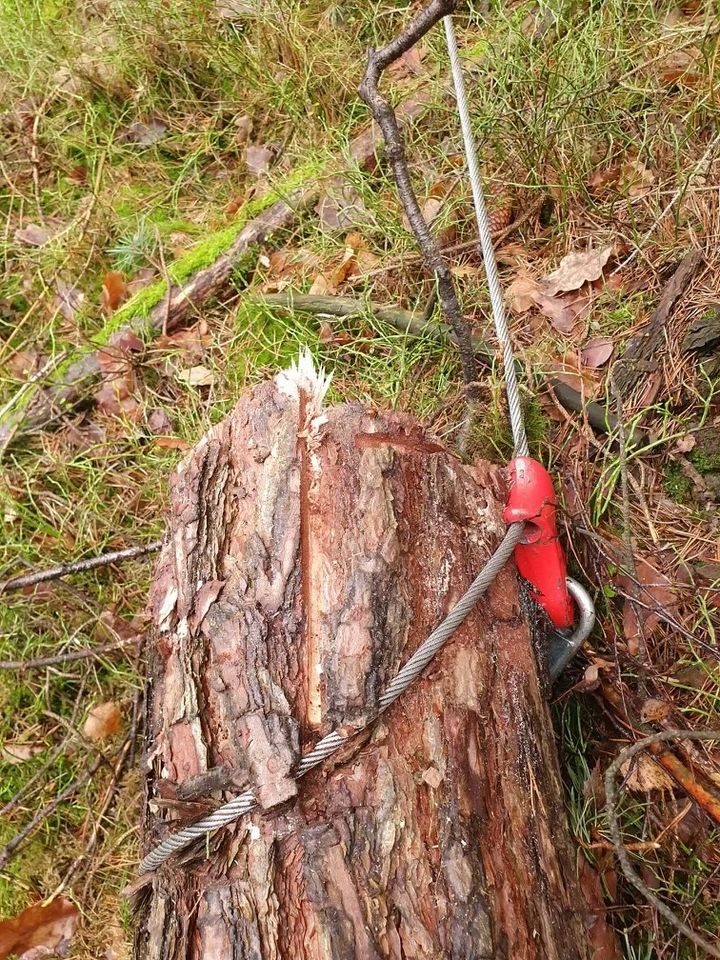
[[1, 1, 720, 957]]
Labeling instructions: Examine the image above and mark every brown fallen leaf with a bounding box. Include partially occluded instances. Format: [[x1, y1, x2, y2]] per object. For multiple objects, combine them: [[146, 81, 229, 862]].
[[543, 246, 613, 297], [245, 144, 273, 177], [640, 698, 672, 723], [675, 434, 696, 453], [581, 336, 614, 368], [387, 46, 426, 80], [0, 897, 79, 960], [577, 855, 622, 960], [620, 752, 676, 792], [83, 701, 122, 741], [14, 223, 53, 247], [102, 271, 128, 313], [147, 408, 174, 435], [54, 280, 84, 324], [177, 365, 215, 387], [315, 177, 370, 233], [507, 272, 542, 313], [0, 741, 45, 764], [617, 558, 676, 655], [7, 350, 39, 380], [120, 119, 168, 147], [153, 436, 192, 451]]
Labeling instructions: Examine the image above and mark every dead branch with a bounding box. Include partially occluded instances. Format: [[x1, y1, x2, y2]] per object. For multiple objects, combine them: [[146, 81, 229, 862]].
[[0, 96, 431, 449], [358, 0, 479, 409], [1, 540, 162, 594], [0, 637, 140, 671], [612, 250, 704, 398], [0, 754, 104, 871], [605, 730, 720, 959]]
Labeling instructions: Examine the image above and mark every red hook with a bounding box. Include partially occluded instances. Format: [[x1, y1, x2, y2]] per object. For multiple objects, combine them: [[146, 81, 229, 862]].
[[503, 457, 574, 630]]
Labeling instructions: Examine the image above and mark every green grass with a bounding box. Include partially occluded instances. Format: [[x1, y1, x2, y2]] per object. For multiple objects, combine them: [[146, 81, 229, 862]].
[[2, 0, 720, 955]]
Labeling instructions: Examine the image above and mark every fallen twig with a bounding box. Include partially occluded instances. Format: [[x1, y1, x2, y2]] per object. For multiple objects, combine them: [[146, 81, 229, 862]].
[[1, 539, 162, 594], [0, 96, 432, 449], [263, 291, 640, 443], [0, 636, 140, 671], [358, 0, 480, 441], [605, 730, 720, 958], [0, 754, 104, 871], [612, 250, 704, 399]]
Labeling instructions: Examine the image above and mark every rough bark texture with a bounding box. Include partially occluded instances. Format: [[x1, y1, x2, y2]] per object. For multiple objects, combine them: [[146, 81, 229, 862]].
[[136, 361, 596, 960]]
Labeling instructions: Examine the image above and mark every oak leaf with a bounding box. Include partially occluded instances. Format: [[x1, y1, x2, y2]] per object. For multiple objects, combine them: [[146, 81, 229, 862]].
[[543, 246, 613, 297], [0, 897, 78, 960]]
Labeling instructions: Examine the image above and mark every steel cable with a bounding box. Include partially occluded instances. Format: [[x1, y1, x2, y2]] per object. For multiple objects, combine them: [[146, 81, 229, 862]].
[[443, 15, 529, 459], [139, 522, 523, 873]]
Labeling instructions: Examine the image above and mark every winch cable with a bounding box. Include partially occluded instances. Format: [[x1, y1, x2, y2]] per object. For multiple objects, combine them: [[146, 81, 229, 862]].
[[140, 15, 577, 876], [139, 523, 523, 874], [443, 14, 528, 459]]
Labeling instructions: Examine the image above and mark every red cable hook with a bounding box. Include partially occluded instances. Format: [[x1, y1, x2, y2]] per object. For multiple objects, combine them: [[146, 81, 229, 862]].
[[503, 457, 575, 630]]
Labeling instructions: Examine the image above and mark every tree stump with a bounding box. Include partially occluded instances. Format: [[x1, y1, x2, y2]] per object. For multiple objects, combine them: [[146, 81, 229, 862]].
[[136, 357, 599, 960]]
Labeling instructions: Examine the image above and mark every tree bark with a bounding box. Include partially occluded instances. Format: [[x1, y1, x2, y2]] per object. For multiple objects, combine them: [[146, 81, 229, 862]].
[[136, 358, 599, 960]]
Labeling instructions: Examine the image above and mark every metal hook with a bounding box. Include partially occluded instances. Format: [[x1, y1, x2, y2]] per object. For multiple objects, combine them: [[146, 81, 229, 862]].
[[548, 578, 596, 680]]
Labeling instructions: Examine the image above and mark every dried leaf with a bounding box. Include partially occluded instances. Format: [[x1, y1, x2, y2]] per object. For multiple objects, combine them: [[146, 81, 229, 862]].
[[233, 114, 253, 146], [121, 119, 168, 147], [0, 897, 79, 960], [102, 272, 128, 313], [536, 289, 589, 334], [177, 365, 215, 387], [675, 434, 696, 453], [315, 177, 370, 232], [147, 408, 174, 435], [507, 272, 542, 313], [581, 336, 614, 368], [54, 280, 84, 323], [620, 752, 675, 792], [618, 558, 676, 654], [215, 0, 257, 19], [245, 144, 273, 177], [623, 160, 655, 199], [578, 856, 622, 960], [640, 698, 672, 723], [0, 741, 44, 764], [153, 436, 191, 450], [14, 223, 52, 247], [94, 356, 142, 420], [387, 46, 426, 80], [543, 246, 613, 297], [7, 350, 38, 379], [421, 196, 443, 226], [108, 329, 143, 353], [83, 701, 122, 742]]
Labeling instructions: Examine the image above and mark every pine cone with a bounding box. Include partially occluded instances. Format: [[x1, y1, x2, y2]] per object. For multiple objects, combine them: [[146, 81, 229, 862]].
[[487, 194, 514, 236]]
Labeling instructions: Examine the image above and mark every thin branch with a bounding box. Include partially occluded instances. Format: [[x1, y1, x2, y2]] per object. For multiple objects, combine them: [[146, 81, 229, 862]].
[[0, 636, 140, 671], [0, 754, 104, 871], [1, 540, 162, 594], [605, 730, 720, 959], [358, 0, 479, 416]]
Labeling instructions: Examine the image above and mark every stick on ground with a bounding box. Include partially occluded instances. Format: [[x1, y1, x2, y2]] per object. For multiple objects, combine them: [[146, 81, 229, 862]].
[[1, 540, 163, 594]]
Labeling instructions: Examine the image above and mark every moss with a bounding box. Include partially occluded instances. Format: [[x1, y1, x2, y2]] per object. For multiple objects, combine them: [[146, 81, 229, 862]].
[[663, 462, 693, 503], [689, 447, 720, 475]]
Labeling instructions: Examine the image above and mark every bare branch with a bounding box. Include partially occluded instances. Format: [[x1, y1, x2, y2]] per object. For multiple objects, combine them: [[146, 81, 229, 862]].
[[605, 730, 720, 959], [358, 0, 480, 411], [1, 540, 162, 594]]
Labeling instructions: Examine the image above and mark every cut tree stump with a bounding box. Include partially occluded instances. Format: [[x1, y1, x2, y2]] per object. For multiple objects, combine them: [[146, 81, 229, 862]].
[[136, 356, 605, 960]]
